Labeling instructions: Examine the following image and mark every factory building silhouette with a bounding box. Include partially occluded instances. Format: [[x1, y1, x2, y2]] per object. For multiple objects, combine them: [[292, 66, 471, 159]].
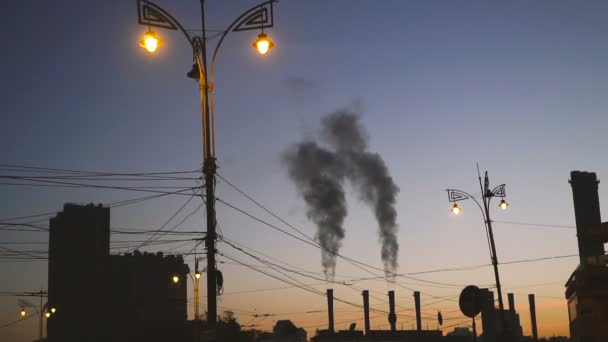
[[309, 287, 536, 342], [42, 169, 605, 342], [565, 171, 608, 342], [47, 203, 190, 342]]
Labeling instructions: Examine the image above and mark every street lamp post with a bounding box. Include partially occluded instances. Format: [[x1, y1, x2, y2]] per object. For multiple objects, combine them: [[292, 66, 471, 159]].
[[171, 263, 202, 320], [192, 257, 202, 321], [18, 298, 56, 342], [446, 169, 509, 337], [135, 0, 277, 328]]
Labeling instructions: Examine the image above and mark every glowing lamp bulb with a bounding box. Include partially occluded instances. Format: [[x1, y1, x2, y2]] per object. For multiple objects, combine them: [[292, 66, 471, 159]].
[[499, 199, 509, 210], [253, 33, 274, 55], [451, 204, 461, 215], [172, 275, 179, 284], [195, 272, 201, 280], [139, 30, 163, 53], [20, 309, 26, 317], [51, 308, 56, 314], [45, 312, 51, 318]]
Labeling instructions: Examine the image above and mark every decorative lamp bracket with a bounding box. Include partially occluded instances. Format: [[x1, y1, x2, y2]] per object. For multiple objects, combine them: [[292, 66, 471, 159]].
[[491, 184, 506, 198], [447, 189, 470, 203], [137, 0, 178, 30], [232, 0, 275, 32]]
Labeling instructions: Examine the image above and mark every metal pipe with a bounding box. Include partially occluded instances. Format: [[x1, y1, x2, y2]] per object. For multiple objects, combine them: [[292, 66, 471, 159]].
[[327, 289, 335, 333], [529, 294, 538, 341], [507, 293, 515, 314], [362, 290, 370, 334], [472, 317, 477, 342], [414, 291, 422, 331], [388, 291, 396, 332]]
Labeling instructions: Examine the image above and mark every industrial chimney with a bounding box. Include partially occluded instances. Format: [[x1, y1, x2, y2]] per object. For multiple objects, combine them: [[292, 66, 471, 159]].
[[570, 171, 604, 265], [529, 294, 538, 341], [507, 293, 515, 313], [388, 290, 396, 332], [362, 290, 370, 334], [414, 291, 422, 331], [327, 289, 335, 334]]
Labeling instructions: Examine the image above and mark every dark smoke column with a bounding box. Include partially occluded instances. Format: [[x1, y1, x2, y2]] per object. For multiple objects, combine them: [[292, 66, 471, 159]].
[[282, 142, 347, 280], [322, 110, 400, 275]]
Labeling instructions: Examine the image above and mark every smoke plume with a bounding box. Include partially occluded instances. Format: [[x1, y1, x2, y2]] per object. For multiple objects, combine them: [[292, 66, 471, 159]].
[[321, 111, 400, 274], [283, 109, 399, 278], [282, 142, 347, 280]]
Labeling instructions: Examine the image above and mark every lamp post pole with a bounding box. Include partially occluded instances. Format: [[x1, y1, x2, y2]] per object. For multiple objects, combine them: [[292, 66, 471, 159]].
[[447, 168, 510, 339], [478, 173, 505, 315], [196, 0, 218, 326], [192, 257, 202, 321], [136, 0, 277, 329], [18, 292, 52, 342]]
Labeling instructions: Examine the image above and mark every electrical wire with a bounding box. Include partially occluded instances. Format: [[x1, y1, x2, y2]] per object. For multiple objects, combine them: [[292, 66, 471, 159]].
[[0, 313, 36, 329], [131, 189, 200, 251]]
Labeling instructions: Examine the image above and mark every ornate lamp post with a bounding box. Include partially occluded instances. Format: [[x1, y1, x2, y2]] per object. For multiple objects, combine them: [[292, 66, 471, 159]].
[[172, 259, 203, 320], [18, 298, 56, 341], [135, 0, 277, 328], [446, 169, 510, 335]]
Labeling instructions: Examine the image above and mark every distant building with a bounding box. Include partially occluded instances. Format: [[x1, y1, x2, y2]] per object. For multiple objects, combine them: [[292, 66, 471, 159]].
[[106, 251, 190, 342], [477, 289, 524, 342], [565, 171, 608, 342], [47, 203, 190, 342], [444, 327, 472, 342], [259, 320, 307, 342]]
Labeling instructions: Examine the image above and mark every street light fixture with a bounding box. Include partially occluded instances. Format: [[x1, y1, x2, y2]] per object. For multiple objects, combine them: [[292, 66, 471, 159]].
[[18, 297, 51, 340], [253, 33, 274, 55], [172, 275, 180, 284], [139, 30, 163, 53], [499, 199, 509, 210], [51, 307, 56, 314], [446, 168, 509, 335], [135, 0, 278, 328]]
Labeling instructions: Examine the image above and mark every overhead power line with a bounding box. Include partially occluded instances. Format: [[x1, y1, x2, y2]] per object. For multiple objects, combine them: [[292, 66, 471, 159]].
[[0, 176, 202, 195], [0, 314, 36, 329], [0, 164, 200, 177], [0, 187, 200, 224], [493, 220, 575, 229]]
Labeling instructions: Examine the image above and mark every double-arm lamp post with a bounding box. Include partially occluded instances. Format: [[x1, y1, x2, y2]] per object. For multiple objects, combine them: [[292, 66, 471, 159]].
[[446, 170, 510, 333], [171, 257, 203, 320], [19, 298, 56, 341], [136, 0, 277, 327]]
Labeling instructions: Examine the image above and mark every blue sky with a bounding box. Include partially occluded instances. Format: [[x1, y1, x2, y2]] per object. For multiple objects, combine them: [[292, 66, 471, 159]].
[[3, 0, 608, 340]]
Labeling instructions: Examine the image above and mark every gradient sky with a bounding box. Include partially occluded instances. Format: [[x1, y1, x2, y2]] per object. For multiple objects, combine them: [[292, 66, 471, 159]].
[[3, 0, 608, 341]]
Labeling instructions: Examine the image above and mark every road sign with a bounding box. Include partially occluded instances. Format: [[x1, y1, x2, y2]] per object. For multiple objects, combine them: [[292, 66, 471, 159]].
[[459, 285, 482, 318]]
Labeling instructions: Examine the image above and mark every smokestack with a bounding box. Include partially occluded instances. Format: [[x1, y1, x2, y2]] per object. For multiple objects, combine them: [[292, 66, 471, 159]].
[[480, 289, 497, 342], [414, 291, 422, 331], [327, 289, 334, 333], [528, 294, 538, 341], [508, 293, 515, 316], [570, 171, 604, 266], [362, 290, 370, 334], [388, 290, 396, 332]]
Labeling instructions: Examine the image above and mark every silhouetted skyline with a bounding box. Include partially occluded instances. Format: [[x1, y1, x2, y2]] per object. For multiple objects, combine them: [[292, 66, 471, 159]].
[[3, 1, 608, 341]]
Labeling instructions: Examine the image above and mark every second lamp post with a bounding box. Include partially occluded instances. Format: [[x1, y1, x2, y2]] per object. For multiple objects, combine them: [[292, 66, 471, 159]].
[[446, 170, 509, 333]]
